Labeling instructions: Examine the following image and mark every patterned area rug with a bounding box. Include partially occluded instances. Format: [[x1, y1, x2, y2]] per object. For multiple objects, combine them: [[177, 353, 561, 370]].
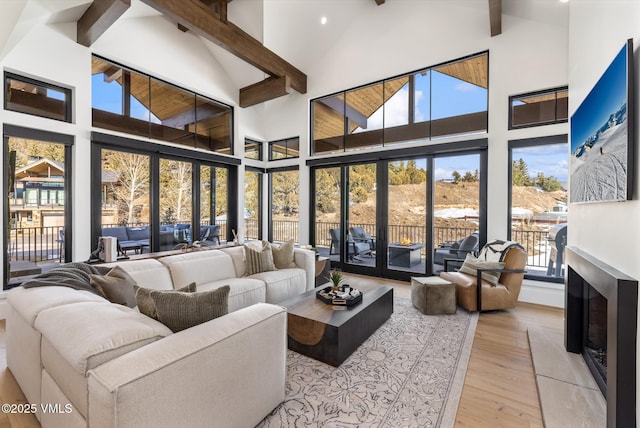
[[257, 298, 478, 428]]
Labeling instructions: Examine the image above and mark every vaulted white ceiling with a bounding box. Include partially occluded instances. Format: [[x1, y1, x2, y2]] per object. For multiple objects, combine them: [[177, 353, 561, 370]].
[[0, 0, 569, 93]]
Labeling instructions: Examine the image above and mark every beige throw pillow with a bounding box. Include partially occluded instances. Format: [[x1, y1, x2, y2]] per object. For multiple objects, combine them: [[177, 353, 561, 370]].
[[135, 282, 196, 320], [89, 266, 137, 307], [271, 240, 297, 269], [244, 241, 276, 275], [151, 285, 230, 333], [459, 254, 505, 286]]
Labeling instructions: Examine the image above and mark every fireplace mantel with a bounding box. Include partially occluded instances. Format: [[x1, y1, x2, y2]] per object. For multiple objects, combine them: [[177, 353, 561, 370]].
[[565, 246, 637, 428]]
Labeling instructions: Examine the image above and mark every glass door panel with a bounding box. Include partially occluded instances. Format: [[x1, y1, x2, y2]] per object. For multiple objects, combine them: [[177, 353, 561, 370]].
[[385, 159, 427, 274], [160, 158, 192, 250], [346, 163, 377, 268], [314, 167, 342, 263], [6, 138, 67, 287], [432, 154, 480, 273], [270, 170, 299, 244]]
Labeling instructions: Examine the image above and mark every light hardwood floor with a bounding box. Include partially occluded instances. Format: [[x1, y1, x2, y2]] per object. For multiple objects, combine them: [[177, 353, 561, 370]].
[[0, 274, 564, 428]]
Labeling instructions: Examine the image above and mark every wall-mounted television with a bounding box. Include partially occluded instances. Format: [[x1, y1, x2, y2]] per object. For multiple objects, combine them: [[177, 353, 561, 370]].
[[570, 39, 634, 203]]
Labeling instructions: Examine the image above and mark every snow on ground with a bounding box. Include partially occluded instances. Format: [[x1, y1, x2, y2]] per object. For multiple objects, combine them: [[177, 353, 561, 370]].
[[570, 120, 628, 202], [434, 207, 479, 218]]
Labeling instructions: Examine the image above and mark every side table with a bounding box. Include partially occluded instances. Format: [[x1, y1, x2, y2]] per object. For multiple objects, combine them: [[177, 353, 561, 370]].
[[411, 276, 456, 315]]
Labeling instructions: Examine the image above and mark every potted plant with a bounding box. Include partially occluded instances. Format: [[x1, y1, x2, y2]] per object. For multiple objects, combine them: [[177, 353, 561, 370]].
[[329, 269, 343, 291]]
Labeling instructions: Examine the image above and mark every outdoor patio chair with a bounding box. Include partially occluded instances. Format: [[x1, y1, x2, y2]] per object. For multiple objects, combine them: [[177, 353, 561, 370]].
[[349, 226, 376, 251], [433, 232, 479, 272], [329, 228, 371, 260]]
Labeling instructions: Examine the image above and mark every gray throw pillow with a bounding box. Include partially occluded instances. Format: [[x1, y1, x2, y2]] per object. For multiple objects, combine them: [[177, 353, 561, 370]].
[[151, 285, 230, 333], [244, 241, 276, 275], [271, 240, 297, 269], [135, 282, 196, 320], [89, 266, 137, 307], [459, 254, 505, 286]]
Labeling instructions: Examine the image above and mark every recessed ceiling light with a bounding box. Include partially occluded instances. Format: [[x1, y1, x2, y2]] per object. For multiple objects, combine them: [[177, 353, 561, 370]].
[[559, 0, 569, 3], [320, 16, 327, 25]]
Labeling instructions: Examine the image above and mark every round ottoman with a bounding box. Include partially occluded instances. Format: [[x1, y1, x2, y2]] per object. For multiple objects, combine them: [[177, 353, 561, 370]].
[[411, 276, 456, 315]]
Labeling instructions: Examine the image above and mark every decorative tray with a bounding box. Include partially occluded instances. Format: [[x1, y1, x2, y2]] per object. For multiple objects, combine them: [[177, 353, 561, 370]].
[[316, 285, 362, 306]]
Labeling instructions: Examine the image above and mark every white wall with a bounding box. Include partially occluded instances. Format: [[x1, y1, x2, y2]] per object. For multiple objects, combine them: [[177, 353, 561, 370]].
[[568, 0, 640, 421]]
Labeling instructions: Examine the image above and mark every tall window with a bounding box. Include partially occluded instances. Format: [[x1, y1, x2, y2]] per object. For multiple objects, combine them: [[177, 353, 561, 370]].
[[4, 72, 72, 122], [509, 87, 568, 129], [269, 137, 299, 160], [244, 169, 262, 240], [509, 136, 568, 282], [312, 52, 488, 154], [91, 56, 233, 154], [270, 169, 299, 243], [4, 126, 72, 288]]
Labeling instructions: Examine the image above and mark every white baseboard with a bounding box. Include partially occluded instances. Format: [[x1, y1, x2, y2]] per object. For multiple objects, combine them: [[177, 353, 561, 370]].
[[518, 279, 565, 308]]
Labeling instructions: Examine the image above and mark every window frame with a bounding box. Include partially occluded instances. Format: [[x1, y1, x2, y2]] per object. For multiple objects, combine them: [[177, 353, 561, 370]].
[[91, 55, 234, 155], [90, 131, 239, 253], [245, 138, 264, 161], [268, 137, 300, 161], [508, 86, 569, 130], [3, 124, 74, 289], [4, 72, 73, 123], [310, 51, 489, 156], [507, 134, 568, 284]]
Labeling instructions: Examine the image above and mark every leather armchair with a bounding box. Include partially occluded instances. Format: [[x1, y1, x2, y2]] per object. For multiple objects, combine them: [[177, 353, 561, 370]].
[[440, 245, 527, 311]]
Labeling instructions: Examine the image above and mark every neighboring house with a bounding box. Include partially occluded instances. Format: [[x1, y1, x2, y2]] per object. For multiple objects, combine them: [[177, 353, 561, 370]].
[[9, 157, 64, 229]]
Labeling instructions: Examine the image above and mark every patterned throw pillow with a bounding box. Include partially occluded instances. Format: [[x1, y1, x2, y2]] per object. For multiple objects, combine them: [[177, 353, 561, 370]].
[[244, 241, 276, 275], [150, 285, 230, 333], [134, 282, 196, 320], [271, 240, 297, 269], [89, 266, 137, 307], [458, 254, 505, 286]]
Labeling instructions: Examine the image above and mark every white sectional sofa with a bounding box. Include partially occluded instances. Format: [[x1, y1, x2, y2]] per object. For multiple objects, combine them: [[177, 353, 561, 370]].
[[6, 245, 315, 428]]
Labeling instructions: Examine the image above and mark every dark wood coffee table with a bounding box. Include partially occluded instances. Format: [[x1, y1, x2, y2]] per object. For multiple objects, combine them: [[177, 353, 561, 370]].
[[278, 284, 393, 367]]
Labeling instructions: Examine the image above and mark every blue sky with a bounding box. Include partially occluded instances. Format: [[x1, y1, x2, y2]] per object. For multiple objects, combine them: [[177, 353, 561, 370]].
[[571, 43, 628, 152]]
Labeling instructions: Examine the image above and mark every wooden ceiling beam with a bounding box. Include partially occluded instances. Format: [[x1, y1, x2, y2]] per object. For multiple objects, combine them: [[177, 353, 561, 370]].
[[141, 0, 307, 95], [77, 0, 131, 47], [489, 0, 502, 37], [239, 76, 291, 108]]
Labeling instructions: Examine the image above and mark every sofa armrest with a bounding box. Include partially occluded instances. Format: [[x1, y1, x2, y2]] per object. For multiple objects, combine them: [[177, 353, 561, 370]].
[[88, 303, 286, 428], [294, 248, 316, 291]]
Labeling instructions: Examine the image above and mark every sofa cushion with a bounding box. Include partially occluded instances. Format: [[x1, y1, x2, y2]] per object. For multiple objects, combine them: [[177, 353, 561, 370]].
[[126, 227, 149, 241], [36, 301, 172, 418], [158, 250, 237, 288], [89, 266, 137, 307], [250, 268, 306, 303], [219, 246, 246, 277], [271, 240, 297, 269], [102, 259, 173, 291], [8, 286, 107, 326], [134, 283, 196, 319], [244, 241, 276, 275], [36, 302, 172, 376], [197, 278, 265, 313], [151, 286, 230, 332]]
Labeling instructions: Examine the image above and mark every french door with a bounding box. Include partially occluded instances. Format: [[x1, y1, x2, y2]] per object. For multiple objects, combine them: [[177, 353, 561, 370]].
[[313, 151, 484, 282]]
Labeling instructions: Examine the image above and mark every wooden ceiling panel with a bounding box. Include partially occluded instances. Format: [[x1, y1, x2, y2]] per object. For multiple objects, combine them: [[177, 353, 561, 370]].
[[435, 54, 488, 89]]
